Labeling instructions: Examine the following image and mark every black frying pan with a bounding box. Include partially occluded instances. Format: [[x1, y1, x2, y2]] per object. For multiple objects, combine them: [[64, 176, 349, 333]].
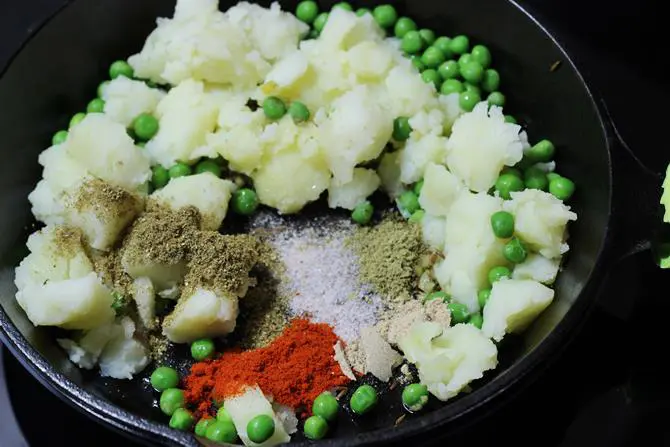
[[0, 0, 662, 445]]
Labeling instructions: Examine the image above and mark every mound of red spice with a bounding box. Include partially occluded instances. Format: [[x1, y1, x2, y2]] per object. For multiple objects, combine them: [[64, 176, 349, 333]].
[[184, 318, 351, 416]]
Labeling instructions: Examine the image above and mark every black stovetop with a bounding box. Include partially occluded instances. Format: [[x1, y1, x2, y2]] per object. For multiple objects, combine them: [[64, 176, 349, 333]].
[[1, 1, 668, 446]]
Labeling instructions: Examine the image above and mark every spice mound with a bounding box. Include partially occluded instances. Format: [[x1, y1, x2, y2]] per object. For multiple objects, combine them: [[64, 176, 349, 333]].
[[185, 319, 350, 416]]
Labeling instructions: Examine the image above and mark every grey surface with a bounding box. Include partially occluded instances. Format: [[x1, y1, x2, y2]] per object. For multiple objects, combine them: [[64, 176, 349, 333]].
[[0, 347, 28, 447]]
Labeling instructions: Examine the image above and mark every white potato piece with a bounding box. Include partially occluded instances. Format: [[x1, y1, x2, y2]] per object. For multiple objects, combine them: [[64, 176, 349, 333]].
[[208, 127, 264, 176], [66, 114, 151, 191], [399, 134, 449, 184], [162, 288, 239, 343], [57, 322, 119, 369], [347, 41, 393, 81], [151, 173, 235, 230], [407, 109, 446, 139], [224, 385, 291, 447], [328, 168, 380, 210], [512, 253, 561, 285], [263, 50, 310, 97], [28, 179, 66, 226], [418, 163, 464, 217], [437, 93, 464, 135], [385, 65, 438, 118], [145, 80, 219, 167], [319, 7, 383, 50], [66, 178, 144, 251], [102, 76, 165, 127], [444, 191, 503, 249], [377, 151, 403, 198], [98, 317, 150, 379], [16, 273, 115, 330], [131, 277, 156, 330], [420, 213, 447, 250], [504, 189, 577, 258], [446, 102, 524, 192], [482, 279, 555, 342], [252, 149, 330, 214]]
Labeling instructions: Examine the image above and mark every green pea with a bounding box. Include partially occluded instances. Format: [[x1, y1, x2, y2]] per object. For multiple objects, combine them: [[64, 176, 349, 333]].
[[356, 8, 371, 16], [488, 91, 506, 107], [247, 414, 275, 443], [401, 30, 424, 54], [469, 312, 484, 329], [502, 167, 522, 178], [195, 418, 216, 437], [495, 173, 523, 200], [169, 408, 194, 431], [504, 115, 517, 124], [393, 116, 412, 141], [421, 46, 446, 69], [109, 60, 134, 79], [410, 55, 425, 71], [263, 96, 287, 120], [296, 1, 319, 23], [97, 80, 110, 98], [159, 388, 185, 416], [488, 266, 512, 284], [373, 5, 398, 28], [333, 2, 353, 11], [448, 302, 470, 324], [232, 188, 259, 216], [471, 44, 492, 68], [350, 384, 378, 415], [398, 190, 420, 215], [546, 172, 562, 182], [503, 237, 527, 263], [524, 166, 549, 191], [490, 210, 515, 238], [169, 163, 192, 179], [194, 159, 222, 177], [408, 209, 425, 223], [440, 79, 464, 95], [460, 60, 484, 84], [414, 179, 424, 196], [458, 53, 473, 67], [313, 12, 329, 32], [549, 176, 576, 201], [52, 130, 68, 146], [352, 201, 374, 225], [304, 415, 329, 440], [150, 366, 179, 391], [312, 392, 339, 422], [402, 383, 429, 411], [86, 98, 105, 113], [132, 113, 159, 141], [459, 90, 481, 112], [482, 68, 501, 93], [217, 407, 233, 424], [308, 28, 320, 39], [449, 35, 470, 55], [423, 291, 449, 303], [288, 101, 310, 123], [190, 338, 215, 361], [206, 420, 238, 444], [527, 139, 555, 163], [464, 82, 481, 96], [419, 29, 436, 45], [394, 17, 417, 38], [478, 289, 491, 308], [152, 165, 170, 189], [434, 37, 453, 58], [69, 112, 86, 128], [438, 60, 460, 80], [421, 69, 441, 89]]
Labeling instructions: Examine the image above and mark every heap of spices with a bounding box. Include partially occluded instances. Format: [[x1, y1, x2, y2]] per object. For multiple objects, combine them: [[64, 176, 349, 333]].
[[184, 319, 350, 416]]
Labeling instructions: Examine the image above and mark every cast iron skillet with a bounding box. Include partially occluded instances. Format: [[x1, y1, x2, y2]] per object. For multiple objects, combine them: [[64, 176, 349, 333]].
[[0, 0, 662, 445]]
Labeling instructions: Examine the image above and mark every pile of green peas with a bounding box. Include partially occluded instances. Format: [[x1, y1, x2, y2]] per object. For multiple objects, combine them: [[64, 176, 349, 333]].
[[422, 289, 483, 329]]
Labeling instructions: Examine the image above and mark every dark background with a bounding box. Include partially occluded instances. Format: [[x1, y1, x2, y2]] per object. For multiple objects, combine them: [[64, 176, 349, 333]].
[[0, 0, 668, 446]]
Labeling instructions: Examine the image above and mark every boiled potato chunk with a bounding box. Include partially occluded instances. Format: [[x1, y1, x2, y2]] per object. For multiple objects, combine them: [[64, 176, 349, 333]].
[[503, 189, 578, 259], [512, 253, 561, 285], [162, 288, 239, 343], [385, 65, 438, 118], [327, 168, 380, 210], [347, 41, 393, 81], [263, 51, 310, 96], [252, 149, 330, 214], [399, 134, 449, 185], [16, 273, 115, 330], [224, 385, 291, 447], [444, 191, 503, 249], [57, 322, 120, 369], [398, 322, 497, 401], [131, 277, 156, 330], [446, 102, 524, 192], [98, 317, 150, 379], [482, 279, 555, 342], [420, 213, 446, 251], [150, 173, 235, 230], [418, 162, 464, 217], [319, 7, 383, 51], [102, 76, 165, 127], [377, 151, 403, 198]]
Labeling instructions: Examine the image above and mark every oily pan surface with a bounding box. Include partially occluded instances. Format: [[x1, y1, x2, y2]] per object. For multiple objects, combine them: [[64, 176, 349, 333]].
[[0, 0, 610, 443]]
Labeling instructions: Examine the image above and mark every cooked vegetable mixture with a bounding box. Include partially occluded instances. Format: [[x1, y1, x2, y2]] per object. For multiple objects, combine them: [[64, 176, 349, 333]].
[[13, 0, 578, 444]]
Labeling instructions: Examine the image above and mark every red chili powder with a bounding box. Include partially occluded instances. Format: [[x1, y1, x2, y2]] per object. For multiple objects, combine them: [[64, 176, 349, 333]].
[[184, 318, 351, 415]]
